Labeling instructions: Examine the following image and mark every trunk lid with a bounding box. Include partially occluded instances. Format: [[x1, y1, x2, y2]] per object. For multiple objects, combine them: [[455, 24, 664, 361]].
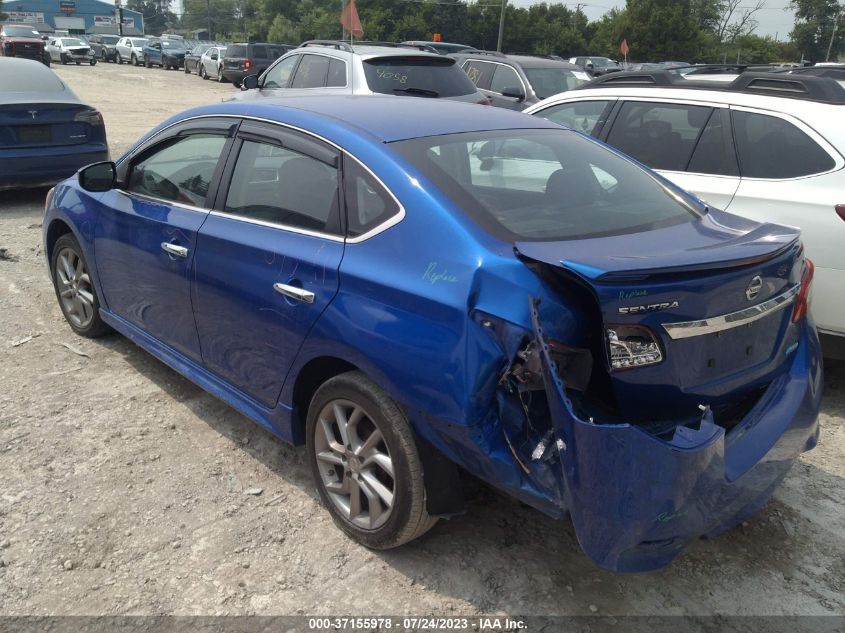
[[0, 103, 95, 149], [516, 210, 805, 421]]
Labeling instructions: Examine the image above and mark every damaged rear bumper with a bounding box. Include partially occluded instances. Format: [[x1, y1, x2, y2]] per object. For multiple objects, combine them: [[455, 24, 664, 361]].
[[530, 302, 823, 572]]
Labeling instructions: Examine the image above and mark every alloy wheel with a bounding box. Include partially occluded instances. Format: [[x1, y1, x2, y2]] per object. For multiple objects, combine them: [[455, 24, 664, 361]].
[[55, 246, 95, 328], [313, 399, 396, 531]]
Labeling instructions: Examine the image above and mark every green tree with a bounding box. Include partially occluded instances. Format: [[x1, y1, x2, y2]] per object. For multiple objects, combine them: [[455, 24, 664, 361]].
[[622, 0, 710, 61], [790, 0, 844, 62], [127, 0, 177, 35]]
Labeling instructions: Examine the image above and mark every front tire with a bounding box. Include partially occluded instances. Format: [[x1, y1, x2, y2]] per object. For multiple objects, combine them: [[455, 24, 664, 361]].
[[306, 371, 437, 550], [200, 65, 208, 80], [51, 234, 110, 338], [90, 59, 96, 66], [132, 54, 139, 66], [60, 53, 68, 65], [117, 54, 123, 64]]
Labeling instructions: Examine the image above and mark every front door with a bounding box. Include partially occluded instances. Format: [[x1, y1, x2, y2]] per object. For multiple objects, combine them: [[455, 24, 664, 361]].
[[93, 119, 235, 362], [193, 121, 345, 407]]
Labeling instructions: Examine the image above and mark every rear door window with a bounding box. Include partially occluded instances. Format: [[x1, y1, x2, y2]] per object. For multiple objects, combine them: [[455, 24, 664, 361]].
[[489, 64, 522, 94], [605, 101, 713, 172], [290, 54, 330, 89], [224, 139, 340, 234], [363, 56, 477, 97], [687, 109, 738, 176], [327, 59, 347, 87], [463, 61, 495, 89], [534, 100, 613, 135], [731, 110, 836, 178]]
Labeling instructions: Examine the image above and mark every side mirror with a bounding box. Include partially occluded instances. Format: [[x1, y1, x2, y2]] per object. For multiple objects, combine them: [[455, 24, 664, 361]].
[[78, 161, 116, 192], [585, 62, 594, 70], [501, 86, 525, 101], [242, 74, 259, 90]]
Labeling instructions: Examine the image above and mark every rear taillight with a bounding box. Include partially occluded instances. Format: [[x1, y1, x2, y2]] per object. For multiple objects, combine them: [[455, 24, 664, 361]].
[[606, 325, 663, 370], [836, 204, 845, 222], [791, 259, 815, 323], [244, 58, 252, 70], [477, 97, 492, 106], [74, 110, 104, 126]]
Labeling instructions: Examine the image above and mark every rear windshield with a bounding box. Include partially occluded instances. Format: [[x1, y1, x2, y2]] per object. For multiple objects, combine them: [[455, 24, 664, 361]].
[[363, 56, 477, 97], [3, 26, 41, 37], [0, 64, 65, 92], [523, 67, 589, 99], [392, 129, 700, 241], [226, 44, 246, 57]]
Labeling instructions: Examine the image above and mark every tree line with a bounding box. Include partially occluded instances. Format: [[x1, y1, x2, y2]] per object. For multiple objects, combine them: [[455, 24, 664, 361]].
[[125, 0, 844, 64]]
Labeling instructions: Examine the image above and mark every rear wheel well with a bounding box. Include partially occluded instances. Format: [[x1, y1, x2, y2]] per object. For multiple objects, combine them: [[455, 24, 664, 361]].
[[45, 219, 73, 272], [291, 356, 357, 444]]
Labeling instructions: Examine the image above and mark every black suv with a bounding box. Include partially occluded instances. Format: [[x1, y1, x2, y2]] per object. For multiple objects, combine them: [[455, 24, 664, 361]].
[[222, 42, 295, 86], [88, 34, 120, 62], [450, 51, 589, 110]]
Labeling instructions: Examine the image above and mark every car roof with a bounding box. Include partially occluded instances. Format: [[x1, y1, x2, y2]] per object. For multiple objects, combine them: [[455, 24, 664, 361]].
[[504, 54, 581, 69], [179, 95, 559, 144]]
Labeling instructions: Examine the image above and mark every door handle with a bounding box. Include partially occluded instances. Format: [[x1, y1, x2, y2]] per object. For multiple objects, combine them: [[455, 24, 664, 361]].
[[161, 242, 188, 258], [273, 282, 315, 304]]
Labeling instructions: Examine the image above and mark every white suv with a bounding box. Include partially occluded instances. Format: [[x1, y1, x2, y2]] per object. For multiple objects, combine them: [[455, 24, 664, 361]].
[[232, 40, 488, 105], [524, 71, 845, 356], [115, 37, 148, 66]]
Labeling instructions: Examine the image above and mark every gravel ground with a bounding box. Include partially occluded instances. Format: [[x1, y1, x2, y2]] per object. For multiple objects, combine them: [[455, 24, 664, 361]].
[[0, 62, 844, 618]]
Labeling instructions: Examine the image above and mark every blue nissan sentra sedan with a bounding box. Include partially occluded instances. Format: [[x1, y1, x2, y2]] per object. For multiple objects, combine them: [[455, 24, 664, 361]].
[[42, 96, 822, 572], [0, 58, 109, 190]]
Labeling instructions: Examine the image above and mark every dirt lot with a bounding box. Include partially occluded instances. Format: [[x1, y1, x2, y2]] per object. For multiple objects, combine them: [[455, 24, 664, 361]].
[[0, 62, 844, 619]]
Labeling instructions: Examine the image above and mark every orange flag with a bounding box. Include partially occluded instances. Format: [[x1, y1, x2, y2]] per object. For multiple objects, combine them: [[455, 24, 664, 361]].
[[620, 38, 630, 55], [340, 0, 364, 39]]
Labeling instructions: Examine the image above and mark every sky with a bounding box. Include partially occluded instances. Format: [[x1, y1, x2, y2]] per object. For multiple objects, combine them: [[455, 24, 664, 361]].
[[509, 1, 798, 41]]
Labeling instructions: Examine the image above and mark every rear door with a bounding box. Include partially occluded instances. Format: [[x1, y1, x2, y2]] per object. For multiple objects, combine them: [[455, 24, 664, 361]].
[[93, 118, 237, 362], [193, 121, 345, 407], [602, 99, 741, 209]]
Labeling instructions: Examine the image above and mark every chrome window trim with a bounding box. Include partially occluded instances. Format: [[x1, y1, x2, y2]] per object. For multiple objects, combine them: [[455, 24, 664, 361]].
[[116, 189, 210, 215], [119, 114, 405, 243], [662, 284, 800, 340]]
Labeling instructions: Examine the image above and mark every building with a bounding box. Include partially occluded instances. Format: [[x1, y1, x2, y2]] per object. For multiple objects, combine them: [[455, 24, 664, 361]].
[[0, 0, 144, 35]]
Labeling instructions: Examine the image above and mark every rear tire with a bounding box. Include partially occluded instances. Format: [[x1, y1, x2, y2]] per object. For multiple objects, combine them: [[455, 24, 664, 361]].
[[306, 371, 437, 550], [51, 234, 111, 339]]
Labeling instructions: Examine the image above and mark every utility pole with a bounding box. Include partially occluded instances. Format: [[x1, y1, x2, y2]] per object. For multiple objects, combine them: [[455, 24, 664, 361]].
[[206, 0, 212, 40], [496, 0, 506, 52], [116, 0, 124, 36], [826, 8, 842, 62]]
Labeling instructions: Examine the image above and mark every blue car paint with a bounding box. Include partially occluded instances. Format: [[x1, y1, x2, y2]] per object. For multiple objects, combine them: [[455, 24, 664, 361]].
[[43, 96, 821, 571]]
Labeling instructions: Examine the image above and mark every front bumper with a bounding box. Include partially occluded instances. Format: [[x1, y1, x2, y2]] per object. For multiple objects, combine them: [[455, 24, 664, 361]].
[[0, 145, 108, 190], [532, 305, 823, 571]]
